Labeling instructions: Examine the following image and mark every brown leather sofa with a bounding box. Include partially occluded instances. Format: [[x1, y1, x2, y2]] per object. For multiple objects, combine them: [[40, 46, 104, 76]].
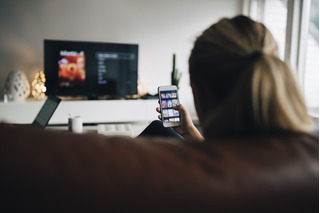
[[0, 123, 318, 212]]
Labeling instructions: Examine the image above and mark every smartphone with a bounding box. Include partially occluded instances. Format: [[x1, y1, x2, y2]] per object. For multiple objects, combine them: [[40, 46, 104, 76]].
[[158, 85, 181, 127]]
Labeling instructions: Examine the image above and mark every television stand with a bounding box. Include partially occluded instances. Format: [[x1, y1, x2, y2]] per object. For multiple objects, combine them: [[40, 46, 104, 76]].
[[0, 98, 158, 125]]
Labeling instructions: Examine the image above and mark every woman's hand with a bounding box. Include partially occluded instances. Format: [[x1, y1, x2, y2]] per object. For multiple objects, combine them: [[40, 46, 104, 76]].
[[156, 104, 204, 141]]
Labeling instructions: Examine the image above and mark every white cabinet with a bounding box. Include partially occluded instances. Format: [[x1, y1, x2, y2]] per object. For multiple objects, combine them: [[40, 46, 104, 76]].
[[0, 99, 158, 125]]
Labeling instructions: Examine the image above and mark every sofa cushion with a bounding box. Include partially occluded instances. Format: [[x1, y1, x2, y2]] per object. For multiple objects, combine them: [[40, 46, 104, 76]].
[[0, 123, 318, 212]]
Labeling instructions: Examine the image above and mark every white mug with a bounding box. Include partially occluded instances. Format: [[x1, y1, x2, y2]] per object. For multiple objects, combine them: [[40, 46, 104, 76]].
[[69, 116, 83, 133]]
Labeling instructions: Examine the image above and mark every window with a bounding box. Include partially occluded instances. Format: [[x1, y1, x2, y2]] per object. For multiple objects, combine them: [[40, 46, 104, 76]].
[[243, 0, 319, 120], [302, 0, 319, 117]]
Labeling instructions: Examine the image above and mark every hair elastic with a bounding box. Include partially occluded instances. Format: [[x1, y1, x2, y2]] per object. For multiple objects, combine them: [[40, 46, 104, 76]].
[[250, 50, 263, 61]]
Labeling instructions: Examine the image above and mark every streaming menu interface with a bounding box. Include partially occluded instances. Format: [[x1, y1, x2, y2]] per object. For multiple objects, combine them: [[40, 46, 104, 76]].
[[160, 90, 180, 123]]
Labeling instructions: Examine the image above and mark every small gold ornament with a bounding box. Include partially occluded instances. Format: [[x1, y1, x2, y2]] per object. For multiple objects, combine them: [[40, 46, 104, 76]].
[[32, 70, 47, 100]]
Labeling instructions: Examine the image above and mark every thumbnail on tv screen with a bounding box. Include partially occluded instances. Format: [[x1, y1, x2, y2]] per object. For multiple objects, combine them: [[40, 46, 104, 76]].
[[44, 39, 138, 98]]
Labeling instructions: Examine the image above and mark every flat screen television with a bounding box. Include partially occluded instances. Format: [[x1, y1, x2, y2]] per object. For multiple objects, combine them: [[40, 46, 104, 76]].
[[44, 39, 138, 99]]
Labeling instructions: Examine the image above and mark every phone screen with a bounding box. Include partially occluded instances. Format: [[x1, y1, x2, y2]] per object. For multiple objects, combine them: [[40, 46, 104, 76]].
[[159, 87, 181, 127]]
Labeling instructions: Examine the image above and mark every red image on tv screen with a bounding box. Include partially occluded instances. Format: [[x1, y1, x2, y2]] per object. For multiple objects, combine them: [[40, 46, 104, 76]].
[[58, 50, 86, 87]]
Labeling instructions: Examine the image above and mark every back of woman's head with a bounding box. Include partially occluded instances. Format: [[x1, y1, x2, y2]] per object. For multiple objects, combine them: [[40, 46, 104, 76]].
[[189, 15, 314, 138]]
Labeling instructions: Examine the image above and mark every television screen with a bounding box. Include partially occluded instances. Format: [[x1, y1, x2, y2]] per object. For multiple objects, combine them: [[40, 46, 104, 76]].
[[44, 39, 138, 98]]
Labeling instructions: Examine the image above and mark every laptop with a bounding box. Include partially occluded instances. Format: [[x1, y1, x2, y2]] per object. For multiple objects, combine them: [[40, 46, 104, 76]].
[[31, 95, 61, 128], [14, 95, 61, 129]]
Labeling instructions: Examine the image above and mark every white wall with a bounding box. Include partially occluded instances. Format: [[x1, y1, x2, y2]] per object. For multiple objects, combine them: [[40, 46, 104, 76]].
[[0, 0, 242, 118]]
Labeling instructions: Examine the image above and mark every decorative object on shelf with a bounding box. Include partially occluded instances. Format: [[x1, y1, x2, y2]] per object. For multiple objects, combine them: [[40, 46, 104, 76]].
[[171, 53, 182, 89], [32, 70, 47, 100], [3, 94, 8, 103], [4, 70, 30, 101]]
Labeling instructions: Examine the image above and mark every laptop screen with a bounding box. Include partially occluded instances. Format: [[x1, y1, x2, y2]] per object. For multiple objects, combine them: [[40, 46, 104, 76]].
[[32, 96, 61, 128]]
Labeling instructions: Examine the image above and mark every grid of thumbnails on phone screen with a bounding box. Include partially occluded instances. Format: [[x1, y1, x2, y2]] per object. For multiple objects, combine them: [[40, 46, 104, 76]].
[[160, 91, 180, 123]]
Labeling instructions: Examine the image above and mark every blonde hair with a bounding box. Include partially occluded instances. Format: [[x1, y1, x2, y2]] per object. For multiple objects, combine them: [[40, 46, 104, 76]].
[[189, 15, 314, 138]]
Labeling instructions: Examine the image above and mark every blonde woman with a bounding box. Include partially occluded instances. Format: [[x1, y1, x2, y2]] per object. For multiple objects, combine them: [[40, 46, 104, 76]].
[[144, 15, 315, 140]]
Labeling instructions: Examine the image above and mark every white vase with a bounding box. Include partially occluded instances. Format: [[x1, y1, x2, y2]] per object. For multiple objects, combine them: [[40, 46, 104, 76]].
[[4, 70, 30, 101]]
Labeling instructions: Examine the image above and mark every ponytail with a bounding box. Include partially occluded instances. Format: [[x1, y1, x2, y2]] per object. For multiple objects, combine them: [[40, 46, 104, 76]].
[[251, 53, 314, 133]]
